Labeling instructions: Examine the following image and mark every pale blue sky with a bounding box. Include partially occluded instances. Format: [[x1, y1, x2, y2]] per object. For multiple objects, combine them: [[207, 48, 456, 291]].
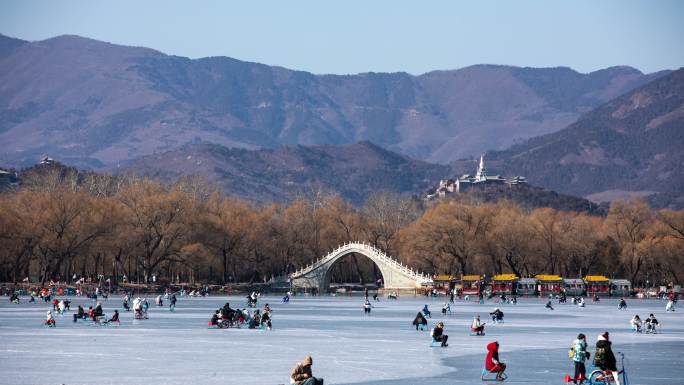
[[1, 0, 682, 74]]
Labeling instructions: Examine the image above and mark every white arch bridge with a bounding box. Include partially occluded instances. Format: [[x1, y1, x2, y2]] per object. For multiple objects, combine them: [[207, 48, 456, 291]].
[[289, 242, 433, 292]]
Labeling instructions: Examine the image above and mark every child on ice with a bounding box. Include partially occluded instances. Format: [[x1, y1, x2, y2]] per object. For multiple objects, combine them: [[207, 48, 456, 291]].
[[363, 299, 371, 315], [569, 333, 589, 384], [45, 310, 56, 327], [630, 315, 642, 332]]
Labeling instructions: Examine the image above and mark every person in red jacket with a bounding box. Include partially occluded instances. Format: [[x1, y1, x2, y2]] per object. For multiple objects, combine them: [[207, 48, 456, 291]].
[[485, 341, 507, 381]]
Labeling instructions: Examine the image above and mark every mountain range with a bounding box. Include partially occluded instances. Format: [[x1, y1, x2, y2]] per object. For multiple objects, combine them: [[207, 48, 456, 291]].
[[0, 33, 669, 168], [1, 33, 682, 209], [119, 68, 684, 208]]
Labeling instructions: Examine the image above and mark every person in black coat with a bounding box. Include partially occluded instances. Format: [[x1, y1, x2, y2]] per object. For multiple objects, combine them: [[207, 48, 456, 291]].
[[412, 312, 428, 330], [593, 332, 617, 372], [73, 305, 85, 322], [431, 322, 448, 347], [645, 314, 659, 333], [93, 303, 104, 321]]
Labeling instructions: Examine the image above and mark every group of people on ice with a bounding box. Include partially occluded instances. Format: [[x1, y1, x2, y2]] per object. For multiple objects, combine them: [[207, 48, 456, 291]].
[[209, 302, 273, 330], [51, 298, 71, 314], [155, 293, 177, 311], [568, 331, 622, 385], [630, 313, 659, 333], [132, 297, 150, 319], [41, 300, 120, 327], [570, 296, 586, 307]]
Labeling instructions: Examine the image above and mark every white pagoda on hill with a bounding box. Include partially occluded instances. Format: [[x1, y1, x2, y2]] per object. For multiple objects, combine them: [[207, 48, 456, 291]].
[[455, 154, 506, 191], [431, 154, 525, 198]]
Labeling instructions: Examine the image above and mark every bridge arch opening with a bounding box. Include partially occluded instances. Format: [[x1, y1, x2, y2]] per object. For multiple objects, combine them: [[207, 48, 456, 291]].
[[323, 252, 385, 293]]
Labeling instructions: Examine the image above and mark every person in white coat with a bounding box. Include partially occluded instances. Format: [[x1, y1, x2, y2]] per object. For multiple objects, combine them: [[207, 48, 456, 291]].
[[472, 315, 485, 335], [58, 300, 66, 314], [630, 315, 642, 332], [45, 310, 56, 327]]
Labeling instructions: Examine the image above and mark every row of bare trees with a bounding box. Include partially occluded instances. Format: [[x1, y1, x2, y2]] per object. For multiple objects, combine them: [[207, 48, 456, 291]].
[[399, 200, 684, 286], [1, 176, 683, 286]]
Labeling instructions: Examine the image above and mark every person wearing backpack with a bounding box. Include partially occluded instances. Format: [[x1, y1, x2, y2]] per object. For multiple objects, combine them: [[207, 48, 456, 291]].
[[570, 333, 590, 384], [593, 332, 619, 385]]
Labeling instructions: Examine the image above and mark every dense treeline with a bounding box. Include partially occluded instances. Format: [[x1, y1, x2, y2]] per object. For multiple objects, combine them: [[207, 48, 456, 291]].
[[1, 168, 683, 287]]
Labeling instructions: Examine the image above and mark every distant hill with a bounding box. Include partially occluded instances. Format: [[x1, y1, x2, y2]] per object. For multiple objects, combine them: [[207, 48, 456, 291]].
[[0, 33, 669, 168], [486, 68, 684, 209], [3, 141, 610, 213], [436, 183, 607, 215], [115, 141, 451, 205], [115, 141, 604, 212]]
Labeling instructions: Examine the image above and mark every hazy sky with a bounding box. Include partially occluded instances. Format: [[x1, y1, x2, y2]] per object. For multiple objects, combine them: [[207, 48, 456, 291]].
[[1, 0, 682, 75]]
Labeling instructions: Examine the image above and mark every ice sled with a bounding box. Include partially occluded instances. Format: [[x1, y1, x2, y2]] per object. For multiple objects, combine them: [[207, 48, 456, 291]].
[[481, 366, 507, 382]]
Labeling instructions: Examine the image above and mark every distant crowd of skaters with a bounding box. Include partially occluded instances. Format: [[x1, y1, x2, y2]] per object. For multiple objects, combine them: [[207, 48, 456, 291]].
[[6, 286, 213, 327]]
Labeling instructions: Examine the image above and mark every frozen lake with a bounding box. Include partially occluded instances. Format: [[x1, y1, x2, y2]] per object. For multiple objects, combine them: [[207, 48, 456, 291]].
[[0, 294, 682, 385]]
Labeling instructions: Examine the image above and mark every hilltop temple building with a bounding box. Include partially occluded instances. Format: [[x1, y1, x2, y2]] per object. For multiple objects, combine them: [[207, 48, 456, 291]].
[[430, 154, 526, 198]]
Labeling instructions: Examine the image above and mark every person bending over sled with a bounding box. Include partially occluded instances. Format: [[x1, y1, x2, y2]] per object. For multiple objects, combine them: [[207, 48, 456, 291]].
[[413, 312, 428, 330], [472, 315, 485, 335], [208, 311, 220, 327], [431, 322, 448, 347], [45, 310, 56, 327], [485, 341, 507, 381], [109, 309, 120, 322], [290, 355, 323, 385], [422, 304, 431, 318]]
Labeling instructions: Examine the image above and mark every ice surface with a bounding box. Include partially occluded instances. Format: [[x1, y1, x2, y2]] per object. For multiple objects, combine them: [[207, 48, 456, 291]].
[[0, 295, 682, 385]]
